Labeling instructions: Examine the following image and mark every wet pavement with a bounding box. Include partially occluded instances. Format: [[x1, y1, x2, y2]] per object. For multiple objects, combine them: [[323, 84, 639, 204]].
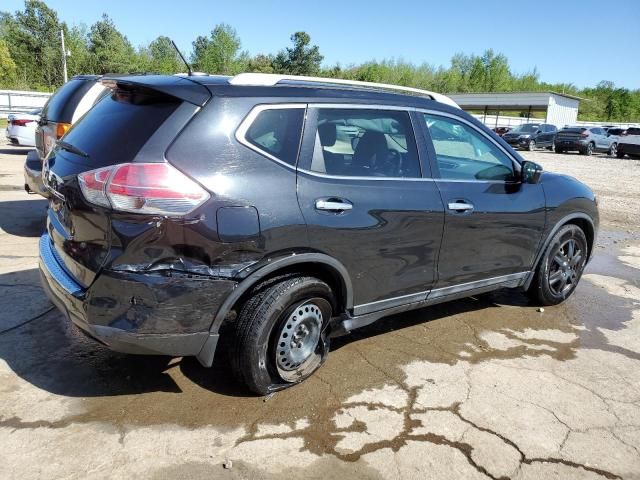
[[1, 144, 639, 479]]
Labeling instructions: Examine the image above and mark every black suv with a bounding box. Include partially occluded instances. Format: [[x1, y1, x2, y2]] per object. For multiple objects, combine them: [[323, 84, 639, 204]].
[[502, 122, 557, 151], [39, 74, 598, 394]]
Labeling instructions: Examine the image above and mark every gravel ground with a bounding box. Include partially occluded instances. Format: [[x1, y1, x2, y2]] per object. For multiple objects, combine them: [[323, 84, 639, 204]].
[[1, 144, 640, 479], [520, 149, 640, 231]]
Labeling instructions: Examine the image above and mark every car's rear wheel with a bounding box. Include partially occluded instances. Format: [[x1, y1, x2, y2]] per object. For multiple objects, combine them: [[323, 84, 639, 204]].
[[581, 142, 594, 156], [528, 224, 588, 306], [608, 143, 617, 157], [528, 139, 536, 151], [616, 150, 625, 159], [230, 276, 334, 395]]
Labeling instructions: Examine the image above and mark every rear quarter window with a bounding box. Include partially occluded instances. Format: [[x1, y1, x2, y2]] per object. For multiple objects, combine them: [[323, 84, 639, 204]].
[[242, 107, 305, 166]]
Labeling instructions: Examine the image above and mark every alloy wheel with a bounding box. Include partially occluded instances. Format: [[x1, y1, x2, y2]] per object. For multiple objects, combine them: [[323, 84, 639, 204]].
[[548, 238, 584, 295]]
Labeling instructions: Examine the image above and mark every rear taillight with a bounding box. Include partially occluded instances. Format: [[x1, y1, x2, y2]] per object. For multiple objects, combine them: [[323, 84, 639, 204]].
[[78, 163, 209, 216], [56, 122, 71, 139], [11, 119, 32, 127]]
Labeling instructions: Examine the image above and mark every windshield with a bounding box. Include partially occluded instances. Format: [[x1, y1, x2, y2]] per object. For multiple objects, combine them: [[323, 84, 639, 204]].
[[510, 124, 539, 133]]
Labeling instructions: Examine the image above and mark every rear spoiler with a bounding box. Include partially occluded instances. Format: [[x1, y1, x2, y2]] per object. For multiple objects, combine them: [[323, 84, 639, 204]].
[[101, 75, 211, 107]]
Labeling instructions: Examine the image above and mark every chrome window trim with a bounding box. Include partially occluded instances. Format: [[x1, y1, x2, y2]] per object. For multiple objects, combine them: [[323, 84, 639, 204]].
[[307, 102, 414, 111], [297, 168, 435, 182], [235, 103, 307, 171], [352, 271, 529, 316]]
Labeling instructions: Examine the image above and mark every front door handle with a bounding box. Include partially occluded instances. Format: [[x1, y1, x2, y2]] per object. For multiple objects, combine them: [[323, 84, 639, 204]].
[[315, 199, 353, 212], [447, 201, 474, 213]]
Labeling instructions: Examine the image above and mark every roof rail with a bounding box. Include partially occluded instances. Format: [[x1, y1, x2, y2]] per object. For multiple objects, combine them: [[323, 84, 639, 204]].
[[229, 73, 460, 109]]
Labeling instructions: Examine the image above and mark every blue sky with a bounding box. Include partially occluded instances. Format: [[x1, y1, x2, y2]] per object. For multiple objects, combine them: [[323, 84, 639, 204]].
[[4, 0, 640, 89]]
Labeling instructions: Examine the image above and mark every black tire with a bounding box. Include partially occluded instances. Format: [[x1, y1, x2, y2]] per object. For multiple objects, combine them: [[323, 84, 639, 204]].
[[581, 142, 594, 156], [616, 150, 625, 159], [555, 147, 564, 154], [230, 276, 335, 395], [528, 224, 588, 306], [527, 139, 536, 151]]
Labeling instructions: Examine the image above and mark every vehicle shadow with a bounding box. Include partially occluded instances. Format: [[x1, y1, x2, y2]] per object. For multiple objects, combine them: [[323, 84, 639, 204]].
[[0, 146, 31, 155], [0, 267, 532, 399], [0, 199, 48, 237]]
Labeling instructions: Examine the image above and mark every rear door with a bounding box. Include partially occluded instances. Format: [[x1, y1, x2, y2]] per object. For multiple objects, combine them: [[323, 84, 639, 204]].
[[296, 105, 445, 314], [419, 111, 546, 290]]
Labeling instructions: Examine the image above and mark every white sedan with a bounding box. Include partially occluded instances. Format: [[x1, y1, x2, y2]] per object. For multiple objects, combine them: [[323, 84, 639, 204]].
[[5, 108, 42, 147]]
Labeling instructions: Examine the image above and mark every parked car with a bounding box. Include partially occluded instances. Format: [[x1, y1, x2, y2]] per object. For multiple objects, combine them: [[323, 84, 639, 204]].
[[5, 108, 41, 146], [502, 123, 557, 151], [554, 126, 617, 156], [39, 73, 598, 395], [492, 126, 511, 137], [617, 127, 640, 159], [25, 75, 107, 197], [604, 127, 627, 137]]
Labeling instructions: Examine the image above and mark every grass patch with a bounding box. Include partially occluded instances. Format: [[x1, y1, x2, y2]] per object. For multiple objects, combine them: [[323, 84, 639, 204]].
[[0, 118, 7, 129]]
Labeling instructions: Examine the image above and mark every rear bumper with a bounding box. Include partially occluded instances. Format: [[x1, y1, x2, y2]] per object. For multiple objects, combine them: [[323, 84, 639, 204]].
[[39, 233, 235, 365], [23, 150, 50, 197], [555, 139, 587, 150], [618, 143, 640, 155]]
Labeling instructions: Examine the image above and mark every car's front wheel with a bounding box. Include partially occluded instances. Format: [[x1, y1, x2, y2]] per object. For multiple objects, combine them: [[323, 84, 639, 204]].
[[528, 139, 536, 151], [528, 224, 588, 305], [230, 276, 334, 395]]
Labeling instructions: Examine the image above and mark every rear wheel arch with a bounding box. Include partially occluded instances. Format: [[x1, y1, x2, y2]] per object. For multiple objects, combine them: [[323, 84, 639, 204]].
[[210, 254, 353, 334]]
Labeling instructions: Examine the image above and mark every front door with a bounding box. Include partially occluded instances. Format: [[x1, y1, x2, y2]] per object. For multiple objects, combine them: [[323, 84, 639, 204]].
[[420, 112, 546, 289], [296, 106, 445, 314]]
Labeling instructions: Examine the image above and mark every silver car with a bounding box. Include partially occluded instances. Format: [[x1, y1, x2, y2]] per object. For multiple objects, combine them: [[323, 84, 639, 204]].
[[555, 126, 618, 156]]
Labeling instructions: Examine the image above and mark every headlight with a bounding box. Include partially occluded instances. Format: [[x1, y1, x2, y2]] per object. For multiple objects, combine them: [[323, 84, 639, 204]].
[[519, 134, 531, 139]]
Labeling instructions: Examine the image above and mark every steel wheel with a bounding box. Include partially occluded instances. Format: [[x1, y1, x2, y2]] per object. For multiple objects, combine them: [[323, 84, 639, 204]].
[[274, 298, 329, 383], [548, 238, 584, 295]]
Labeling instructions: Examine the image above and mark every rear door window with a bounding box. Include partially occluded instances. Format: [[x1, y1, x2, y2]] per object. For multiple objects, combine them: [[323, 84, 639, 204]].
[[424, 113, 516, 182], [243, 107, 305, 166], [309, 108, 421, 178]]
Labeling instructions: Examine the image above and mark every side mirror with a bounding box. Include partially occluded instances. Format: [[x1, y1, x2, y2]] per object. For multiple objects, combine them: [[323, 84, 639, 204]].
[[521, 161, 543, 184]]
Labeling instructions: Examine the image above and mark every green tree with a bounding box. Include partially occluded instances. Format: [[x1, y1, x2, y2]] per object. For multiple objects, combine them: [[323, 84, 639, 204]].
[[272, 31, 323, 75], [2, 0, 65, 89], [0, 38, 17, 87], [88, 14, 136, 74], [147, 35, 182, 73], [191, 23, 243, 74]]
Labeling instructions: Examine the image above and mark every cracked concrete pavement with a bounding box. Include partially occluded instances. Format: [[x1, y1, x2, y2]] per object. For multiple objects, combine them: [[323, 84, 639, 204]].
[[1, 144, 640, 479]]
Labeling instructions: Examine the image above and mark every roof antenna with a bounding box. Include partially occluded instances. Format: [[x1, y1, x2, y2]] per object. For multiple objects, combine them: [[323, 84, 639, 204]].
[[171, 40, 192, 76]]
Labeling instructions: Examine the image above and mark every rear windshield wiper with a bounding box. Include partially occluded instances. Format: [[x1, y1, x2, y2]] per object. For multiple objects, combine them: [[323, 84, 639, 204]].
[[57, 140, 89, 158]]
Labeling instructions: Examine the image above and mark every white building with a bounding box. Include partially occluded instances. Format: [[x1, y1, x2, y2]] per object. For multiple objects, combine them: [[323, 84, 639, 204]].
[[447, 92, 581, 128]]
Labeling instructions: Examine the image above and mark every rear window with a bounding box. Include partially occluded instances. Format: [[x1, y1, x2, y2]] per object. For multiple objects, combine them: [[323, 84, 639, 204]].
[[41, 78, 97, 123], [60, 88, 180, 168]]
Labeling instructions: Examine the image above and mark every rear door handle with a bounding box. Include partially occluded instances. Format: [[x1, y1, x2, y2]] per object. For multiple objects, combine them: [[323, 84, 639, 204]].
[[315, 199, 353, 212], [447, 201, 474, 213]]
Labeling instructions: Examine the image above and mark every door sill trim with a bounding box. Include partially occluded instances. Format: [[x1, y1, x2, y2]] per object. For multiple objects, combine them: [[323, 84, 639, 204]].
[[350, 271, 529, 318]]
